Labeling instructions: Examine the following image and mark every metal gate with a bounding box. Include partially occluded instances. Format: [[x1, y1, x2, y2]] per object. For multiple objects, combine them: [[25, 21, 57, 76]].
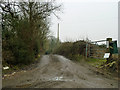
[[86, 40, 107, 59], [85, 38, 118, 59]]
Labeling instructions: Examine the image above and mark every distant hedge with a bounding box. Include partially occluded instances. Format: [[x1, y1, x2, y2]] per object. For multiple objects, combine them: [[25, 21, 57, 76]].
[[53, 40, 86, 60]]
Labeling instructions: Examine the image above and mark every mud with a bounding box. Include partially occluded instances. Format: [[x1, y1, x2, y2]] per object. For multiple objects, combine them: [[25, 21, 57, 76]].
[[2, 55, 118, 88]]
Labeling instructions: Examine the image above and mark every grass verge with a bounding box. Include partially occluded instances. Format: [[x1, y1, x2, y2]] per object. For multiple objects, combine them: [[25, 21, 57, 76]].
[[86, 58, 107, 68]]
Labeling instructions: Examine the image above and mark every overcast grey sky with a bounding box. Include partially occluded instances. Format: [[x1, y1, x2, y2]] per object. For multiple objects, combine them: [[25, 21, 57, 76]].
[[50, 0, 118, 44]]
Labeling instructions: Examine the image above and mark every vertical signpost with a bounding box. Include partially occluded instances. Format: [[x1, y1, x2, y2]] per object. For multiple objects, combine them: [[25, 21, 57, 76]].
[[105, 38, 112, 61], [105, 38, 118, 63], [106, 38, 112, 49]]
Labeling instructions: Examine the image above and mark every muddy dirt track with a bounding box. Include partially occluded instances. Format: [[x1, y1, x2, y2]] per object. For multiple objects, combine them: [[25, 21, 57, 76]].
[[2, 55, 118, 88]]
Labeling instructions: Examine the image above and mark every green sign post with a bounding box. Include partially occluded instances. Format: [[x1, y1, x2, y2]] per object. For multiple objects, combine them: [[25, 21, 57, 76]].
[[109, 41, 118, 54]]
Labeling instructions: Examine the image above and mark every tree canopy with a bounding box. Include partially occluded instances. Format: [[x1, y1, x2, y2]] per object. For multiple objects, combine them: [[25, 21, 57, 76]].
[[0, 0, 61, 66]]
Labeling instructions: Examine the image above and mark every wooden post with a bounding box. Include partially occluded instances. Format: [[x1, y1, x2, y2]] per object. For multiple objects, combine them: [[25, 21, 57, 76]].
[[106, 38, 112, 63]]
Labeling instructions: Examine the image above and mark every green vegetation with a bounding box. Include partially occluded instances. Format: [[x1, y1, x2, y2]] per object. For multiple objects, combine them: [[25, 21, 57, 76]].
[[71, 54, 84, 61], [1, 1, 61, 68], [86, 58, 107, 67], [46, 36, 60, 54], [54, 40, 119, 73], [53, 40, 86, 61]]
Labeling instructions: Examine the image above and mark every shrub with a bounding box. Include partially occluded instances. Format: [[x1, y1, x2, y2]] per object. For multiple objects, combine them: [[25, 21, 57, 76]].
[[53, 40, 86, 61]]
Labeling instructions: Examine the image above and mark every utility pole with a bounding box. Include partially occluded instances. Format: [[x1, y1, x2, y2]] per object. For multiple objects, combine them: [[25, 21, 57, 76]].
[[57, 23, 59, 42]]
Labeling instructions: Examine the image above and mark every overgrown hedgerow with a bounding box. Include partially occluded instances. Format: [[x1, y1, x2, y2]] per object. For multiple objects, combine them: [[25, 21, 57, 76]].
[[53, 40, 86, 61]]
